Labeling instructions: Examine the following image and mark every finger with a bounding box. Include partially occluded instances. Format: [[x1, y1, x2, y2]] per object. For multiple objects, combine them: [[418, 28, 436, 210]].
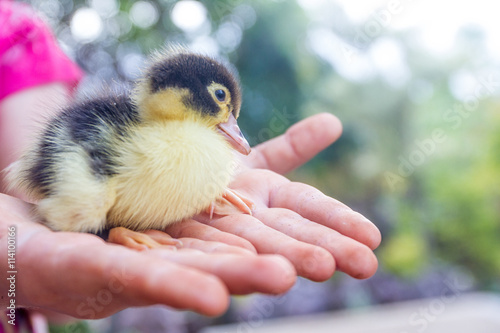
[[148, 250, 296, 295], [254, 208, 378, 279], [18, 231, 230, 318], [205, 214, 334, 282], [270, 182, 382, 250], [248, 113, 342, 174], [165, 219, 257, 253], [176, 237, 256, 256], [101, 249, 229, 317]]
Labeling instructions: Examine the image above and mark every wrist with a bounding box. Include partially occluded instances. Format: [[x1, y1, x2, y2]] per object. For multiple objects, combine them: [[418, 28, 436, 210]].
[[0, 194, 41, 309]]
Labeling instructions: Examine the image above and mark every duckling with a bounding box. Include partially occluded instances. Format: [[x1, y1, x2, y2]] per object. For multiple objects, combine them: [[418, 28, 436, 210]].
[[6, 47, 254, 250]]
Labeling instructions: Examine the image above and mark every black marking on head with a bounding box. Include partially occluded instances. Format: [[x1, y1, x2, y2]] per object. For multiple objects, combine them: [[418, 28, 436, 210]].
[[147, 53, 241, 116]]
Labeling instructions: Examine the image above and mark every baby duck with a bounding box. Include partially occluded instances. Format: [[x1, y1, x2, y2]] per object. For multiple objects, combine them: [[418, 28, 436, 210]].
[[7, 47, 254, 250]]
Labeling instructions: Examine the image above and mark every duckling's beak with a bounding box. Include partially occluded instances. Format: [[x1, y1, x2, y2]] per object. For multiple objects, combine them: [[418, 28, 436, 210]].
[[217, 114, 251, 155]]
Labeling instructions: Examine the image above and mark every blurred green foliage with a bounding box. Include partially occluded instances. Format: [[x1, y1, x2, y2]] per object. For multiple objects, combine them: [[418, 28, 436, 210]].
[[25, 0, 500, 290]]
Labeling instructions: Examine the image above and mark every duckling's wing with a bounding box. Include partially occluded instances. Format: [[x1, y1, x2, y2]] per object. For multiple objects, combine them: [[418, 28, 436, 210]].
[[36, 145, 117, 233], [9, 94, 139, 233]]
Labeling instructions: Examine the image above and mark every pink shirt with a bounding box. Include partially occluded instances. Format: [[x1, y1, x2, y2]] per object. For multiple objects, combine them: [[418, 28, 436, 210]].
[[0, 1, 83, 100]]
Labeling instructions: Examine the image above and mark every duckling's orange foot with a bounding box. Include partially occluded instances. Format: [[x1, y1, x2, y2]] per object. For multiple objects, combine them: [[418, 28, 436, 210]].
[[108, 227, 183, 251], [207, 189, 255, 218]]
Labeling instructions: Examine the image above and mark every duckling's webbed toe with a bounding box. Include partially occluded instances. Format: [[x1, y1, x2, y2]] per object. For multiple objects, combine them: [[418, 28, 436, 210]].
[[207, 188, 255, 218], [108, 227, 183, 251]]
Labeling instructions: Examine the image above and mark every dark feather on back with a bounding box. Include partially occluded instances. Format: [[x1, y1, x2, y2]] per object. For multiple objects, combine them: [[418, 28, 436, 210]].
[[28, 94, 139, 196]]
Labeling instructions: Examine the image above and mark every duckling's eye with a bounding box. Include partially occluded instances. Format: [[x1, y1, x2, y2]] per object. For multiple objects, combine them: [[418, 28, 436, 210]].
[[214, 89, 226, 102]]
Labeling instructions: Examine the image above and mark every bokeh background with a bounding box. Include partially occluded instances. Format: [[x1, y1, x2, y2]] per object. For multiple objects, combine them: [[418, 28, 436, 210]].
[[22, 0, 500, 331]]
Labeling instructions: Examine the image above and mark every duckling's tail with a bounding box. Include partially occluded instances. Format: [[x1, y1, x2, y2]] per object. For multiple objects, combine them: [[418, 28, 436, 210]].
[[2, 160, 22, 194], [1, 160, 35, 201]]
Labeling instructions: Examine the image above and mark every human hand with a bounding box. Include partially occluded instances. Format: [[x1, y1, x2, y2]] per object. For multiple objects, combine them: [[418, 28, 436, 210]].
[[166, 113, 381, 281], [0, 194, 295, 319]]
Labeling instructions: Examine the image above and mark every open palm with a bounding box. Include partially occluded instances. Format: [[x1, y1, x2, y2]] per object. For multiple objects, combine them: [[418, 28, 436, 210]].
[[166, 113, 381, 281], [1, 193, 295, 319]]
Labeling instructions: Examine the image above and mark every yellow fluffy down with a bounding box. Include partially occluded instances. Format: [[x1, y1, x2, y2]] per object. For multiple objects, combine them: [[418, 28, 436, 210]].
[[107, 119, 236, 231]]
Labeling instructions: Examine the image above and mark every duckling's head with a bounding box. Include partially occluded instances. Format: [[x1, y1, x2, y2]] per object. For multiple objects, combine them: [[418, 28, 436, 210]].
[[133, 49, 250, 155]]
